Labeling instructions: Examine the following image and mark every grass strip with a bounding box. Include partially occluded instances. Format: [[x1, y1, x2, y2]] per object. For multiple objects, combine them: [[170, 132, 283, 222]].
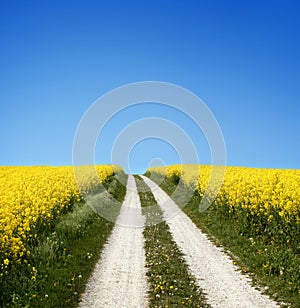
[[134, 175, 209, 308], [2, 173, 127, 308], [150, 173, 299, 308]]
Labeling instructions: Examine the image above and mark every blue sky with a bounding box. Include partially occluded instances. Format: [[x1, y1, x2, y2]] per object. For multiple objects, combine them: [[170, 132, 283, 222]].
[[0, 0, 299, 173]]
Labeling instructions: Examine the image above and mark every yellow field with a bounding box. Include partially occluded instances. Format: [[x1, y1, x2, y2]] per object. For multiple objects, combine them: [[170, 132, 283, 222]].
[[0, 165, 119, 272], [148, 164, 300, 222], [147, 165, 300, 301]]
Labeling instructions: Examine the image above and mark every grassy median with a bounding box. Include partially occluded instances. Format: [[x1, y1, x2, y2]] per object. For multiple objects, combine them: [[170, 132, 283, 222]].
[[135, 175, 208, 307]]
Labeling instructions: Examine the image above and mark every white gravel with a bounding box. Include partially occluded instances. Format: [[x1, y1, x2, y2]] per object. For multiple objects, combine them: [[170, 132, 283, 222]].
[[142, 175, 279, 308], [79, 175, 148, 308]]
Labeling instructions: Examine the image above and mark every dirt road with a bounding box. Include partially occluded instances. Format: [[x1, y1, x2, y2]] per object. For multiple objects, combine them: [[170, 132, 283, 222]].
[[80, 175, 279, 308]]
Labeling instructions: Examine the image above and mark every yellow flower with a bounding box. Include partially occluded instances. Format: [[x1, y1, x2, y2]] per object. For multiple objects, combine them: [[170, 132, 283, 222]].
[[3, 259, 9, 266]]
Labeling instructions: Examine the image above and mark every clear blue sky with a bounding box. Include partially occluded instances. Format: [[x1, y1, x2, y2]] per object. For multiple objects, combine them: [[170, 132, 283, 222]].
[[0, 0, 299, 173]]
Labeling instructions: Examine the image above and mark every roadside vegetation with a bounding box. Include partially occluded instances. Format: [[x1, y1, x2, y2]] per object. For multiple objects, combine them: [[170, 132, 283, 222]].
[[145, 167, 299, 307], [1, 171, 127, 307]]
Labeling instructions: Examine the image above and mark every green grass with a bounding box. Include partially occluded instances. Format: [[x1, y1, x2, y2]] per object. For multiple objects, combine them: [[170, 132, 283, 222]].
[[149, 173, 300, 308], [1, 173, 127, 308], [135, 175, 208, 308]]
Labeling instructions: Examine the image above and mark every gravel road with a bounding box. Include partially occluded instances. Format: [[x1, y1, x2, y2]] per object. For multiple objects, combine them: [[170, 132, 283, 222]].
[[79, 175, 148, 308], [80, 175, 280, 308], [141, 175, 279, 308]]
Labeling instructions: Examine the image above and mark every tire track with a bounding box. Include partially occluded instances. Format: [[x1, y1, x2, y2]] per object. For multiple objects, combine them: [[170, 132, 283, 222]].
[[141, 175, 279, 308], [79, 175, 148, 308]]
